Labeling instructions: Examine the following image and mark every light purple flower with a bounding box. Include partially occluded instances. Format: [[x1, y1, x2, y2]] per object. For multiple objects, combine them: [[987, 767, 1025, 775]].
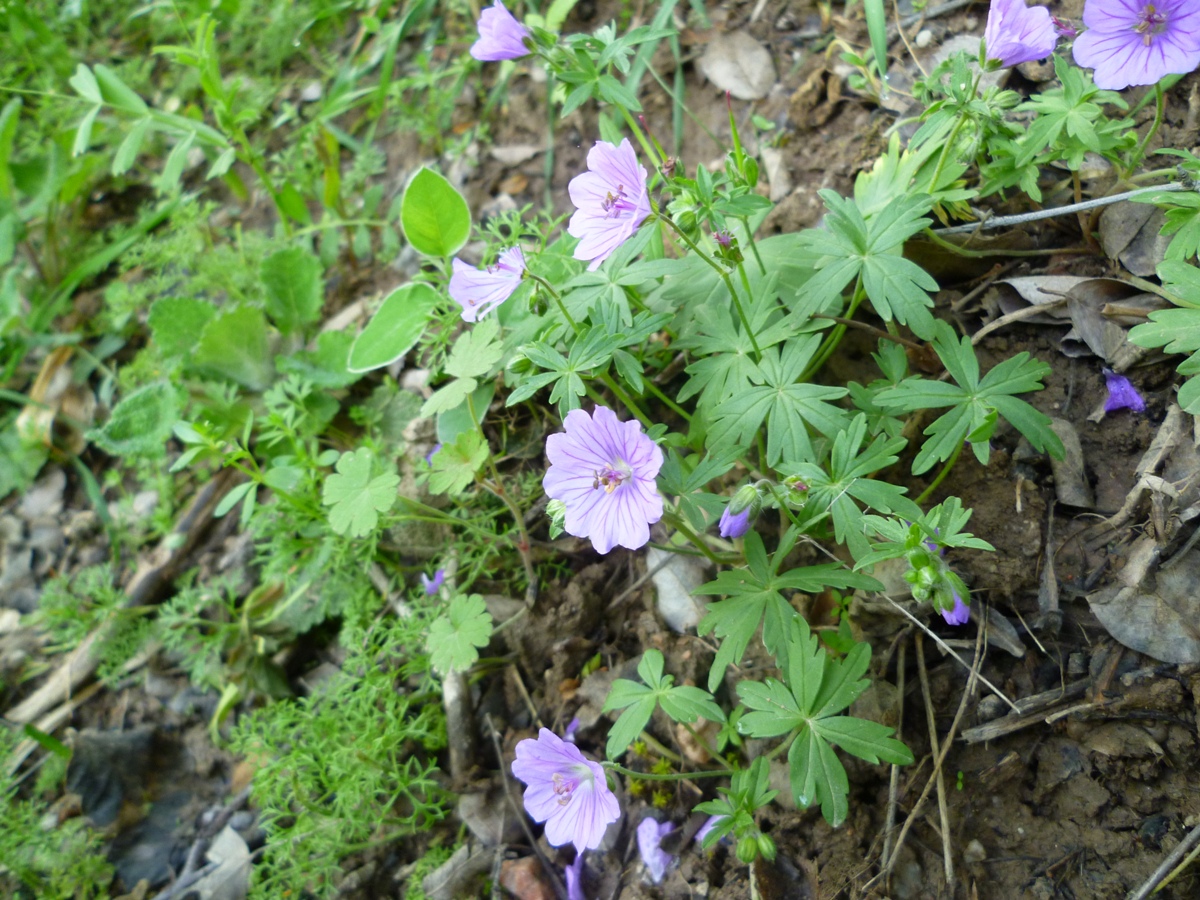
[[565, 854, 585, 900], [636, 817, 675, 884], [470, 0, 531, 62], [1103, 368, 1146, 413], [420, 569, 445, 595], [511, 728, 621, 853], [1073, 0, 1200, 90], [563, 716, 582, 743], [425, 443, 442, 466], [695, 814, 726, 845], [719, 506, 751, 539], [983, 0, 1060, 67], [448, 246, 525, 323], [543, 406, 664, 554], [567, 139, 651, 271], [941, 590, 970, 626]]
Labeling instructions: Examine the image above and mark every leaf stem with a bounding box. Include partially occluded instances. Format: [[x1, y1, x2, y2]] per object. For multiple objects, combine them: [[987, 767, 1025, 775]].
[[1127, 82, 1165, 177], [603, 761, 730, 781], [526, 271, 580, 334], [915, 439, 964, 506]]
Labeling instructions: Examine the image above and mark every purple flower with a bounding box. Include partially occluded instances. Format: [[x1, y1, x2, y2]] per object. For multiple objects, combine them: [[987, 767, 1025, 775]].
[[941, 590, 970, 626], [1073, 0, 1200, 90], [543, 406, 664, 554], [511, 728, 621, 853], [448, 246, 525, 323], [695, 814, 726, 845], [470, 0, 531, 62], [425, 443, 442, 466], [1103, 368, 1146, 413], [719, 506, 751, 539], [420, 569, 445, 595], [565, 854, 585, 900], [713, 229, 733, 247], [567, 139, 651, 271], [983, 0, 1059, 67], [563, 716, 582, 743], [636, 817, 675, 884]]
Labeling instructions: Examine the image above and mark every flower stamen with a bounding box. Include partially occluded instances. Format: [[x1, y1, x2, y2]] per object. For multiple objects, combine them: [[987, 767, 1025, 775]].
[[1134, 3, 1168, 44], [552, 772, 577, 806], [593, 462, 630, 494]]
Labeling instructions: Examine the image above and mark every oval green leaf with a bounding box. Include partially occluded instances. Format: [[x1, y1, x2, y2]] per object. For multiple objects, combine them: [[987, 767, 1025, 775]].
[[348, 282, 438, 373], [400, 167, 470, 258]]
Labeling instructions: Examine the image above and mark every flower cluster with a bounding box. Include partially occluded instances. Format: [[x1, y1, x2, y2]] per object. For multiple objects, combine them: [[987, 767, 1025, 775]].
[[543, 406, 664, 554], [1073, 0, 1200, 90], [909, 539, 972, 626]]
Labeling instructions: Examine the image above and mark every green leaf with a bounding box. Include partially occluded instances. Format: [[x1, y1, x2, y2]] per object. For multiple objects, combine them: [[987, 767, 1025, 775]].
[[112, 116, 151, 176], [148, 297, 216, 358], [93, 64, 149, 113], [69, 64, 102, 103], [445, 316, 503, 380], [261, 247, 324, 334], [427, 594, 493, 675], [428, 429, 487, 495], [73, 105, 101, 157], [87, 382, 178, 458], [348, 282, 438, 372], [191, 305, 274, 391], [321, 447, 399, 537], [400, 167, 470, 257]]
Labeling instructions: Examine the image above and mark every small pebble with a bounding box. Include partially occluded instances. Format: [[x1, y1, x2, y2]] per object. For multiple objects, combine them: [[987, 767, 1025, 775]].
[[915, 29, 933, 49], [964, 839, 987, 863]]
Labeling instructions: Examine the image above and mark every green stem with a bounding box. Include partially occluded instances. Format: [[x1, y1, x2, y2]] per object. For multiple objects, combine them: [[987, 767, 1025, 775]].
[[915, 439, 965, 506], [617, 106, 661, 169], [802, 283, 865, 381], [922, 227, 1092, 258], [929, 111, 968, 193], [738, 216, 766, 274], [604, 762, 730, 781], [655, 213, 761, 359], [667, 513, 723, 566], [599, 372, 652, 429], [1128, 82, 1164, 177], [527, 272, 580, 334], [642, 378, 692, 422]]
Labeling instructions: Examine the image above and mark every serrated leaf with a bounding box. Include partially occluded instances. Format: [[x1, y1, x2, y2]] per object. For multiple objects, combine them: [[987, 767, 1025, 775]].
[[428, 429, 487, 495], [261, 247, 324, 334], [401, 167, 470, 257], [148, 297, 216, 357], [87, 382, 178, 458], [420, 376, 478, 418], [445, 316, 503, 380], [321, 447, 399, 537], [191, 305, 274, 391], [427, 594, 493, 675]]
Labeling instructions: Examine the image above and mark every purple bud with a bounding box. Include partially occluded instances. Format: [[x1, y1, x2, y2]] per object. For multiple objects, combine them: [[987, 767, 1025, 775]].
[[563, 716, 582, 744], [941, 590, 970, 626], [713, 229, 733, 247], [719, 506, 751, 539], [1102, 369, 1145, 414], [420, 569, 445, 595], [425, 443, 442, 466], [695, 814, 726, 845]]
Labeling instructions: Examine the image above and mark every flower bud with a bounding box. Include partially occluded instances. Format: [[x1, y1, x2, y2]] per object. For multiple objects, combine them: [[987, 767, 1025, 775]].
[[756, 833, 776, 862], [736, 836, 759, 864]]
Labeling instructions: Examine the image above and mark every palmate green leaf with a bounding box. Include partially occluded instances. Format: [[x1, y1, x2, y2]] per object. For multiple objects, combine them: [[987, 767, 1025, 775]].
[[427, 594, 493, 676], [737, 618, 910, 826], [696, 531, 878, 691], [602, 649, 724, 759], [1131, 263, 1200, 411], [877, 321, 1060, 473], [708, 336, 848, 465], [428, 430, 488, 495], [322, 448, 399, 537]]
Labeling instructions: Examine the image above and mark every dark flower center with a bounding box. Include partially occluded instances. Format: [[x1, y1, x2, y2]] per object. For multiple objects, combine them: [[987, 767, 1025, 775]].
[[601, 185, 635, 219], [593, 461, 631, 493], [1134, 4, 1168, 44]]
